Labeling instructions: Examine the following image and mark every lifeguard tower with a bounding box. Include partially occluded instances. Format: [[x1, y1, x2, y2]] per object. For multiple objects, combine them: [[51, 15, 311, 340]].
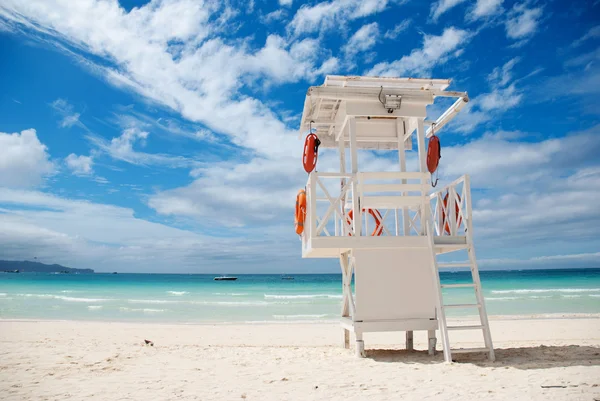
[[297, 75, 494, 362]]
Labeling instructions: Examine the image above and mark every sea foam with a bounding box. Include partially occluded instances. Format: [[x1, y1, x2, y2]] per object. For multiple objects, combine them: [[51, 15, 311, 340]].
[[264, 294, 343, 300], [491, 288, 600, 294]]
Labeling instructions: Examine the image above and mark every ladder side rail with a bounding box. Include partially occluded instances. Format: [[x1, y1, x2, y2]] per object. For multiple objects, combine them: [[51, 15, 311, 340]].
[[464, 175, 495, 361], [426, 217, 452, 362]]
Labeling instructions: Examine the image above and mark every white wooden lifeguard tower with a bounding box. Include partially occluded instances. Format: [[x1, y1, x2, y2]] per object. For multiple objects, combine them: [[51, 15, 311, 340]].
[[298, 75, 495, 362]]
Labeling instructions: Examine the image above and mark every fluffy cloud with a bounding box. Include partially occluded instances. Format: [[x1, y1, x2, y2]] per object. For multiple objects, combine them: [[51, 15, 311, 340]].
[[430, 0, 467, 22], [288, 0, 391, 36], [65, 154, 93, 176], [87, 128, 199, 168], [367, 27, 470, 77], [467, 0, 504, 20], [0, 187, 323, 273], [50, 99, 81, 128], [383, 20, 411, 40], [0, 129, 55, 187], [505, 2, 543, 41], [450, 58, 523, 133], [342, 22, 379, 58]]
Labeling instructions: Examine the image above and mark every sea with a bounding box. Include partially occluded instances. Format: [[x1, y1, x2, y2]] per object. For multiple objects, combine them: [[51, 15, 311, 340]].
[[1, 269, 599, 323]]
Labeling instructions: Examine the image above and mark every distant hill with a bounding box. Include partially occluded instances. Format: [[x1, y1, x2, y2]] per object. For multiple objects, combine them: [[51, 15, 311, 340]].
[[0, 260, 94, 273]]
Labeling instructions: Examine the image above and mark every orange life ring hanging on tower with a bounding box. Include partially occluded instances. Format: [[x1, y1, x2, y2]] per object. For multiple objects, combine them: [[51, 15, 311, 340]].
[[303, 132, 321, 173], [346, 209, 384, 236], [295, 189, 306, 235], [427, 132, 441, 187], [441, 192, 462, 234]]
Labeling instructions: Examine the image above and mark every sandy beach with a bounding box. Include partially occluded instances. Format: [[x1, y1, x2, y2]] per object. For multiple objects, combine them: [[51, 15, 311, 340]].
[[1, 316, 599, 401]]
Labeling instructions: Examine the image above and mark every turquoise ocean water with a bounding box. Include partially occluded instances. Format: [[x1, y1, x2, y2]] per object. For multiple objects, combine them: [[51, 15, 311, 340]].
[[1, 269, 599, 323]]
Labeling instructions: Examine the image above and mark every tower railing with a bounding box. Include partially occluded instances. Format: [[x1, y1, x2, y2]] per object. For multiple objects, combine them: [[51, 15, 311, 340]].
[[303, 171, 440, 241], [429, 175, 471, 237]]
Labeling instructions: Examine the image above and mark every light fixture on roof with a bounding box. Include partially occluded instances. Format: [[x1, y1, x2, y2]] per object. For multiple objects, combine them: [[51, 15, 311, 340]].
[[378, 86, 402, 113]]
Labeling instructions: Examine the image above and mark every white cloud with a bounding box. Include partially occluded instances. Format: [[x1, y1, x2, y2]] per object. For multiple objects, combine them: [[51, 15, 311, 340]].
[[383, 19, 411, 40], [65, 154, 93, 176], [467, 0, 504, 20], [0, 187, 324, 273], [572, 26, 600, 47], [367, 27, 470, 77], [343, 22, 379, 58], [0, 129, 55, 187], [430, 0, 467, 22], [279, 0, 293, 6], [488, 56, 520, 87], [505, 3, 543, 40], [450, 58, 523, 132], [288, 0, 391, 36], [87, 128, 198, 168], [50, 98, 81, 128]]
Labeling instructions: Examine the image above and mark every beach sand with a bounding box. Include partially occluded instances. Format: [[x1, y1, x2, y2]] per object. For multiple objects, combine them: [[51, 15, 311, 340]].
[[1, 316, 599, 400]]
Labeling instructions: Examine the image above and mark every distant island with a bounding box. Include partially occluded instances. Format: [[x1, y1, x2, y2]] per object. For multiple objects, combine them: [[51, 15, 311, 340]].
[[0, 260, 94, 274]]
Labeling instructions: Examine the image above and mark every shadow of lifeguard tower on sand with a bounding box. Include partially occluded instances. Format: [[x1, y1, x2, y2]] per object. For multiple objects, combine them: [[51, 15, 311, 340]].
[[297, 75, 494, 363]]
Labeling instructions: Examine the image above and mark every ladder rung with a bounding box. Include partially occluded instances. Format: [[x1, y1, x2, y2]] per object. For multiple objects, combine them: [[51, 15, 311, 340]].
[[443, 303, 481, 309], [447, 325, 484, 331], [441, 283, 475, 289], [438, 263, 471, 268], [451, 347, 490, 354]]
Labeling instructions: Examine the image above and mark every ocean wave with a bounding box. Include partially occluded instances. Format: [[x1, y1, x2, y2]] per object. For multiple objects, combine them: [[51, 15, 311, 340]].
[[491, 288, 600, 295], [16, 294, 112, 302], [119, 307, 165, 313], [264, 294, 343, 300], [167, 291, 188, 296], [590, 294, 600, 298], [127, 299, 180, 304], [192, 301, 270, 306], [272, 314, 330, 319], [0, 293, 7, 297], [529, 295, 553, 299], [562, 295, 582, 298], [486, 297, 520, 301], [88, 305, 103, 310], [213, 293, 248, 296]]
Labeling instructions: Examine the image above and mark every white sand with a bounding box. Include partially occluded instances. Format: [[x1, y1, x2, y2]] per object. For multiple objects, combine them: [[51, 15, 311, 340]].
[[1, 316, 599, 401]]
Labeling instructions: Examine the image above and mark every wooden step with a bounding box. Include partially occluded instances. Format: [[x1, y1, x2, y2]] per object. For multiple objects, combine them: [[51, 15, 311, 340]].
[[447, 325, 484, 331], [451, 347, 490, 354], [440, 283, 475, 289], [437, 263, 471, 268], [443, 303, 481, 309]]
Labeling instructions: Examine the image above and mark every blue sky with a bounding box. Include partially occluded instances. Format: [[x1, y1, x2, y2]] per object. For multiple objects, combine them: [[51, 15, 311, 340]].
[[0, 0, 599, 273]]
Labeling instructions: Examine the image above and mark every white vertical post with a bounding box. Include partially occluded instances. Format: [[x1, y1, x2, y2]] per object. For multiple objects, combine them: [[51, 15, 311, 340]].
[[415, 118, 429, 233], [310, 172, 318, 238], [338, 134, 346, 236], [349, 117, 361, 236], [340, 251, 350, 349], [397, 118, 410, 237], [406, 330, 414, 351]]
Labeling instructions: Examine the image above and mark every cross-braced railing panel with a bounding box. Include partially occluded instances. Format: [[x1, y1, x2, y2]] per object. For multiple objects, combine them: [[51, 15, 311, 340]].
[[429, 175, 471, 237], [304, 171, 434, 239]]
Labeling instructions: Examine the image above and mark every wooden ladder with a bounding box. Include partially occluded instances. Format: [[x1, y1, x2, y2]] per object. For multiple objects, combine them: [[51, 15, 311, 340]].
[[426, 225, 495, 363]]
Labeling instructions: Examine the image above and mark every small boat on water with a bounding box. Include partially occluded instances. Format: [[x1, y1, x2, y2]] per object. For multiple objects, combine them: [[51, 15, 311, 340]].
[[281, 276, 294, 280], [214, 276, 238, 281]]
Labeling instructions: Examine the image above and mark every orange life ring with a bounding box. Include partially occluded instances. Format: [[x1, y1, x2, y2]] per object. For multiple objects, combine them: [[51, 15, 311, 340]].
[[295, 189, 306, 235], [427, 135, 441, 174], [442, 192, 461, 234], [303, 133, 321, 173], [346, 209, 383, 236]]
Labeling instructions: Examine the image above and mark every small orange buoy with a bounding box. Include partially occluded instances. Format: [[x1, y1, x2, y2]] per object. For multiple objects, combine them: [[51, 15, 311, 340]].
[[295, 189, 306, 235], [442, 192, 462, 234], [346, 209, 383, 236], [427, 135, 441, 174], [303, 133, 321, 173]]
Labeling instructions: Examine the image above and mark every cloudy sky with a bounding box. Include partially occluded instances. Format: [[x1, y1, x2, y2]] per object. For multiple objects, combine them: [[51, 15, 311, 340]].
[[0, 0, 599, 273]]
